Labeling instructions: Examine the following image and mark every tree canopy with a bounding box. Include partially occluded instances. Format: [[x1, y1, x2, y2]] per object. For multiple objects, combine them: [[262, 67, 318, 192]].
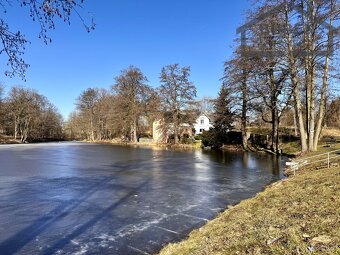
[[158, 64, 197, 144]]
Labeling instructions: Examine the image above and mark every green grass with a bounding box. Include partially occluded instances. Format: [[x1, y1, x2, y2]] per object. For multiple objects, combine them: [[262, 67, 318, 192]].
[[280, 140, 301, 155], [280, 140, 340, 156], [159, 167, 340, 255]]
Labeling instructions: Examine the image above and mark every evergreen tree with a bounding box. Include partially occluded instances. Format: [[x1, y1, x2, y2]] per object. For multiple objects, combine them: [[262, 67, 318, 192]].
[[214, 85, 234, 136], [202, 85, 234, 148]]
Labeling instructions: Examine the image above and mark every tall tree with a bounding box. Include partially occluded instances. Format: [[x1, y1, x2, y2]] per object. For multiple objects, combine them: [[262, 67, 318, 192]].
[[229, 0, 339, 153], [112, 66, 152, 143], [282, 0, 338, 152], [0, 0, 94, 79], [0, 84, 4, 131], [246, 5, 292, 153], [159, 64, 197, 144], [312, 0, 337, 150], [214, 85, 234, 137], [223, 50, 252, 150], [201, 86, 234, 149], [76, 88, 100, 141]]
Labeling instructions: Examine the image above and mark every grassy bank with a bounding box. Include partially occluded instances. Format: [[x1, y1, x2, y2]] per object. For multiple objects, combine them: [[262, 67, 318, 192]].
[[0, 135, 20, 144], [159, 166, 340, 255], [92, 139, 202, 150]]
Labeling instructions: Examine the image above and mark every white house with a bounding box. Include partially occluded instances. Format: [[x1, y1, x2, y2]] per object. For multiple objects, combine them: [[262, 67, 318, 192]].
[[193, 114, 213, 135], [153, 120, 194, 143], [153, 114, 213, 143]]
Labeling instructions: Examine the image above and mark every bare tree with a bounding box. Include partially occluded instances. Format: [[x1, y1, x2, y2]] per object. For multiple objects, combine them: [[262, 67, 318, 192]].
[[5, 86, 63, 142], [282, 0, 339, 151], [197, 97, 215, 116], [65, 111, 87, 140], [112, 66, 153, 143], [76, 88, 100, 141], [159, 64, 197, 144], [223, 50, 253, 150], [231, 0, 339, 153], [246, 5, 292, 153]]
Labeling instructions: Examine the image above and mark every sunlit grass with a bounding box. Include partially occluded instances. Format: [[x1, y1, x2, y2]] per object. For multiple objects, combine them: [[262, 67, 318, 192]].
[[159, 166, 340, 255]]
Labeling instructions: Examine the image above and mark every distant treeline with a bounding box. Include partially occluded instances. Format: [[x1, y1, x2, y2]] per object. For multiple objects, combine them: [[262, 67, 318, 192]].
[[0, 85, 63, 143], [64, 64, 200, 144]]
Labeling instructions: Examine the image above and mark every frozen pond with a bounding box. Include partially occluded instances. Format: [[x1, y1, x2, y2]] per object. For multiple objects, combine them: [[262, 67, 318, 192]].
[[0, 142, 284, 254]]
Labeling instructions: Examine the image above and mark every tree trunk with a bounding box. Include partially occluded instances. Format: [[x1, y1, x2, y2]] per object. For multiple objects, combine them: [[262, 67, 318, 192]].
[[276, 117, 280, 153], [285, 6, 308, 153], [308, 66, 315, 151], [271, 107, 279, 153], [174, 112, 179, 144], [14, 116, 18, 140], [131, 118, 137, 143], [307, 0, 316, 151], [269, 66, 279, 154], [303, 0, 311, 149], [241, 69, 248, 150], [20, 117, 30, 143], [313, 0, 334, 151], [293, 108, 298, 136], [90, 115, 95, 141]]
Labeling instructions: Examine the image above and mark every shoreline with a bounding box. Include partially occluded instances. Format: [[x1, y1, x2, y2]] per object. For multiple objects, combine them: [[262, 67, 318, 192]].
[[157, 142, 339, 254], [158, 163, 340, 254], [90, 139, 203, 151], [0, 136, 300, 158]]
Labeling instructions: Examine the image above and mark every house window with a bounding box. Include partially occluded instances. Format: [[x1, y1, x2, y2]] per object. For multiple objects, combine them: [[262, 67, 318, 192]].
[[200, 119, 204, 125], [200, 129, 205, 133]]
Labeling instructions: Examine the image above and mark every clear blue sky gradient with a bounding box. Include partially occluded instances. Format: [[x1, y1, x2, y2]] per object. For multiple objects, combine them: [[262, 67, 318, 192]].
[[1, 0, 250, 118]]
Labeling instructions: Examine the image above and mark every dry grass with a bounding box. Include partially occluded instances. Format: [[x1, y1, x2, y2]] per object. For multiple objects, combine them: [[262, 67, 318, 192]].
[[322, 127, 340, 138], [281, 138, 340, 156], [283, 142, 340, 176], [159, 167, 340, 255], [0, 134, 19, 144], [280, 140, 301, 155]]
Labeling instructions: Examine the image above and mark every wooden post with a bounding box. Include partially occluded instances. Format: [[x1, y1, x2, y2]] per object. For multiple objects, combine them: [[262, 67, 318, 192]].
[[327, 153, 330, 168]]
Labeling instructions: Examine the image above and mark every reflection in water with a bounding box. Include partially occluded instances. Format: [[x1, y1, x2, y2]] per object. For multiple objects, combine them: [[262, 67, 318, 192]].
[[0, 143, 285, 255], [242, 152, 249, 168]]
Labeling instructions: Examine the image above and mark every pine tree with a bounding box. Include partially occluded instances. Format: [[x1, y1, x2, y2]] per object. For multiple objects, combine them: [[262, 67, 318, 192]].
[[214, 85, 234, 136]]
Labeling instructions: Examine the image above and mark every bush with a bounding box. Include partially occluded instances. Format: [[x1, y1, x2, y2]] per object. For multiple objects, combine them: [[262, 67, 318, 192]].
[[201, 129, 243, 148], [194, 134, 203, 140], [201, 129, 221, 148], [224, 131, 242, 144], [181, 134, 194, 144], [249, 133, 268, 147]]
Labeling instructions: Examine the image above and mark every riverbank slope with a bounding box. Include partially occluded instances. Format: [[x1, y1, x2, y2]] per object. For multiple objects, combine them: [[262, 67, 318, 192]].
[[0, 135, 20, 144], [159, 166, 340, 255]]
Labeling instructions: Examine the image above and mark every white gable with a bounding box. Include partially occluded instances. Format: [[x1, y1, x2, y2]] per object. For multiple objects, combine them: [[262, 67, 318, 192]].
[[193, 114, 213, 135]]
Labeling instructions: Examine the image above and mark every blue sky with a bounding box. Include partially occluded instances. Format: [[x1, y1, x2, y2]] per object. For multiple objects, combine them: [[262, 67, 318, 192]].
[[1, 0, 250, 118]]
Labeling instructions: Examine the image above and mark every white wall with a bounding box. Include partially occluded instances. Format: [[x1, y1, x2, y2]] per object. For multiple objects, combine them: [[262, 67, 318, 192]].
[[194, 115, 212, 135]]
